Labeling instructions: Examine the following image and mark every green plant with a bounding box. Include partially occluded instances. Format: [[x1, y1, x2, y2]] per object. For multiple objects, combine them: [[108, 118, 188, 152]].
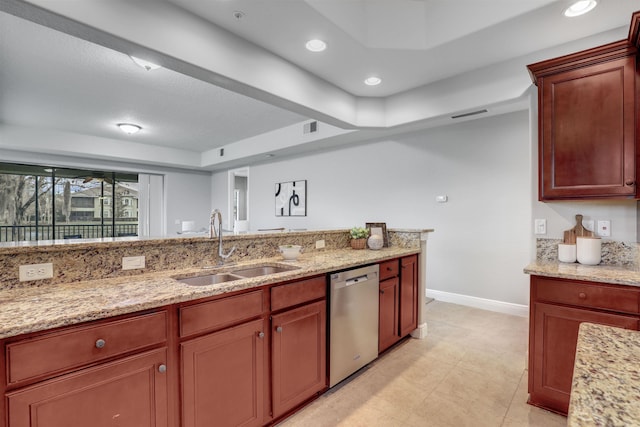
[[350, 227, 369, 239]]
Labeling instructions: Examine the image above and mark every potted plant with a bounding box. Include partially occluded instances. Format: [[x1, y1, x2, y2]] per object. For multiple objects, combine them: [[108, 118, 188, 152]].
[[349, 227, 369, 249]]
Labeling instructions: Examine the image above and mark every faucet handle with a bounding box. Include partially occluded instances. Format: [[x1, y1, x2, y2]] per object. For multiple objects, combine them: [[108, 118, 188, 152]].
[[220, 246, 236, 259]]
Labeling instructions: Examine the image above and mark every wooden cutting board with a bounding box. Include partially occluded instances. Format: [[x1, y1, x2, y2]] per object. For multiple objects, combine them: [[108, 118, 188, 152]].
[[563, 214, 594, 244]]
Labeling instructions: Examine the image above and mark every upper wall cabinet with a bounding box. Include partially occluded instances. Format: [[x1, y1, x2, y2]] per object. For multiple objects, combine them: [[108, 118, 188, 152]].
[[528, 11, 640, 201]]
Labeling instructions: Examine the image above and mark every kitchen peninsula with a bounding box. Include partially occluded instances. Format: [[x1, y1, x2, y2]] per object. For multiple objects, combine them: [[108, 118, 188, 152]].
[[0, 228, 432, 427]]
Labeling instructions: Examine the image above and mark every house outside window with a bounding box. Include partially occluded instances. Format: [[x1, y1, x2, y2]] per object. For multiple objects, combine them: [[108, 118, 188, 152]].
[[0, 163, 139, 242]]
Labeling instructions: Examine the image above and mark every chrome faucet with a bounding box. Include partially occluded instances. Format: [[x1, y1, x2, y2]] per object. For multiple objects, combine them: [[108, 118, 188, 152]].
[[210, 209, 236, 262]]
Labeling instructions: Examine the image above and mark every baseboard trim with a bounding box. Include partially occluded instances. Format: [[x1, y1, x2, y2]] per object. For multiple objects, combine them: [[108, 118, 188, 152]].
[[426, 289, 529, 317]]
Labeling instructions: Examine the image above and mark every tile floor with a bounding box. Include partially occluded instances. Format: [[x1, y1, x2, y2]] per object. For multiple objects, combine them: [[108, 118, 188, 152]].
[[278, 300, 567, 427]]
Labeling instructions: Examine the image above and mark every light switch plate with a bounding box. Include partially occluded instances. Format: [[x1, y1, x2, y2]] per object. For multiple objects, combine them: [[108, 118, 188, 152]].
[[597, 220, 611, 237], [534, 219, 546, 235]]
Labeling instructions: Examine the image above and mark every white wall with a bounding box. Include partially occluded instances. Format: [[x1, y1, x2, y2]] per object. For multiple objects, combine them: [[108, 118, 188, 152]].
[[214, 111, 533, 306]]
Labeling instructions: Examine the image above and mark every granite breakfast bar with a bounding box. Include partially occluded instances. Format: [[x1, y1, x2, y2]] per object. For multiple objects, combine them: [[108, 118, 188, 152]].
[[568, 323, 640, 427], [0, 228, 431, 427]]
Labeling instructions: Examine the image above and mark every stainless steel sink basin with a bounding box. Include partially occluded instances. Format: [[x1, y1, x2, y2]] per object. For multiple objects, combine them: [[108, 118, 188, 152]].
[[175, 264, 299, 286], [176, 273, 242, 286], [232, 265, 299, 278]]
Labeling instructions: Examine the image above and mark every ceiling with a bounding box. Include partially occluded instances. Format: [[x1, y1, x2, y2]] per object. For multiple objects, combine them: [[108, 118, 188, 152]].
[[0, 0, 637, 171]]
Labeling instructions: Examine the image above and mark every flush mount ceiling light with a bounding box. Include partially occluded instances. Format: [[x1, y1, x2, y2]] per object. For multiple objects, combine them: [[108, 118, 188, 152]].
[[305, 39, 327, 52], [563, 0, 598, 17], [117, 123, 142, 134], [364, 76, 382, 86], [130, 56, 161, 71]]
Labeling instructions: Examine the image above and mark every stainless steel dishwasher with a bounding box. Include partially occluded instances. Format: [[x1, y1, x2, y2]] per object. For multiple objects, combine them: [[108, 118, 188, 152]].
[[329, 264, 379, 387]]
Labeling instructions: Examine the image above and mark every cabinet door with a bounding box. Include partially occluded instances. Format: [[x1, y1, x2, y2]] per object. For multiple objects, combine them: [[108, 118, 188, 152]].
[[399, 255, 418, 337], [539, 56, 636, 200], [181, 318, 266, 427], [379, 277, 400, 353], [529, 302, 639, 414], [272, 300, 326, 418], [7, 348, 168, 427]]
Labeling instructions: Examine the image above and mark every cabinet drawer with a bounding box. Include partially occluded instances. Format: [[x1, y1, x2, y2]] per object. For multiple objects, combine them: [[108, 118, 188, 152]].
[[533, 276, 640, 314], [379, 259, 399, 281], [7, 311, 168, 385], [180, 290, 264, 337], [271, 276, 326, 311]]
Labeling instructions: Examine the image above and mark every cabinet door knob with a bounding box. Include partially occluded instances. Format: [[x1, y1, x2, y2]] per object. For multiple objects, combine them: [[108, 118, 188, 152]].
[[625, 180, 635, 186], [258, 331, 265, 339], [158, 364, 167, 373], [95, 339, 106, 349], [276, 326, 283, 333], [380, 289, 385, 294], [578, 292, 587, 299]]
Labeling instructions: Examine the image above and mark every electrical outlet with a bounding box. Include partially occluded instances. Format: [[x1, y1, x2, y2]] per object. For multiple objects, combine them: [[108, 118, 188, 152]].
[[122, 256, 146, 270], [597, 220, 611, 237], [19, 263, 54, 282], [315, 240, 326, 249], [534, 219, 546, 235]]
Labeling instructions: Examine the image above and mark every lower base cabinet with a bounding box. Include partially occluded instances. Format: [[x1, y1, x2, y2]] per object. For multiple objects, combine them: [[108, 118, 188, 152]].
[[378, 277, 400, 353], [181, 319, 266, 427], [271, 300, 326, 419], [528, 276, 640, 414], [7, 348, 168, 427], [378, 255, 419, 354]]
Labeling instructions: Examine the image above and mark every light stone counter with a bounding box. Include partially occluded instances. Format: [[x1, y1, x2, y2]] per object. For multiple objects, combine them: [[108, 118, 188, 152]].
[[567, 323, 640, 427], [524, 261, 640, 288], [0, 247, 419, 340]]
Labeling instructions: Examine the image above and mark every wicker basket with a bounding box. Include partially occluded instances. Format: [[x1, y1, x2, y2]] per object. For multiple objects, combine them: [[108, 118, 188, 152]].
[[350, 238, 367, 249]]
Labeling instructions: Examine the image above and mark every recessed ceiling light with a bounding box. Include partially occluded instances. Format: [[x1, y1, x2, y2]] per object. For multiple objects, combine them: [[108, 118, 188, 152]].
[[563, 0, 597, 17], [364, 76, 382, 86], [130, 56, 161, 71], [306, 39, 327, 52], [117, 123, 142, 134]]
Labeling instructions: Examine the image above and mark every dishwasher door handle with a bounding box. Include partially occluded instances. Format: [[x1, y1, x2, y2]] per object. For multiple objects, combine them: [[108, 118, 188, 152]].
[[345, 274, 371, 286]]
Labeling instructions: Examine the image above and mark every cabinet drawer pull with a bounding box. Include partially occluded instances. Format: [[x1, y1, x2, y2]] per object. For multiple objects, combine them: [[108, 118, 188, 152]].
[[95, 339, 106, 349], [578, 292, 587, 299], [625, 180, 635, 186], [276, 326, 283, 333], [158, 364, 167, 373], [258, 331, 265, 339]]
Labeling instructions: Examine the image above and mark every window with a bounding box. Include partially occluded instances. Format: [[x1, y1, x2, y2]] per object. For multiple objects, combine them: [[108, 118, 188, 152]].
[[0, 163, 138, 242]]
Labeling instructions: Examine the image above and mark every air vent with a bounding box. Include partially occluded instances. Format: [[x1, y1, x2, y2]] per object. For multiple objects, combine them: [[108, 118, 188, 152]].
[[219, 148, 224, 157], [451, 109, 488, 119], [303, 121, 318, 134]]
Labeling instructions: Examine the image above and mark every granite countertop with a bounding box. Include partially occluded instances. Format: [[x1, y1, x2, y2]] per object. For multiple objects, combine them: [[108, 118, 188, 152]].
[[524, 261, 640, 288], [0, 247, 419, 340], [567, 323, 640, 427]]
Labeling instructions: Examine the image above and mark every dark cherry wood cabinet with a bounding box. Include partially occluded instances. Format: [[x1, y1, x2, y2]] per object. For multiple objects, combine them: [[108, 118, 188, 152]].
[[378, 256, 418, 353], [528, 276, 640, 415], [181, 318, 266, 427], [528, 40, 638, 200], [7, 349, 169, 427], [378, 276, 400, 353], [399, 255, 419, 337], [4, 311, 170, 427], [271, 300, 326, 418]]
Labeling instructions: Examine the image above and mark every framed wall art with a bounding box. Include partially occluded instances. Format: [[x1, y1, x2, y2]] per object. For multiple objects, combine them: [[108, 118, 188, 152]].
[[275, 180, 307, 216]]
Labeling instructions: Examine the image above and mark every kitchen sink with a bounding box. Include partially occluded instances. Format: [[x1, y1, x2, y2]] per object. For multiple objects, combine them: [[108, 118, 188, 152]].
[[175, 264, 299, 286], [176, 273, 242, 286], [231, 265, 299, 278]]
